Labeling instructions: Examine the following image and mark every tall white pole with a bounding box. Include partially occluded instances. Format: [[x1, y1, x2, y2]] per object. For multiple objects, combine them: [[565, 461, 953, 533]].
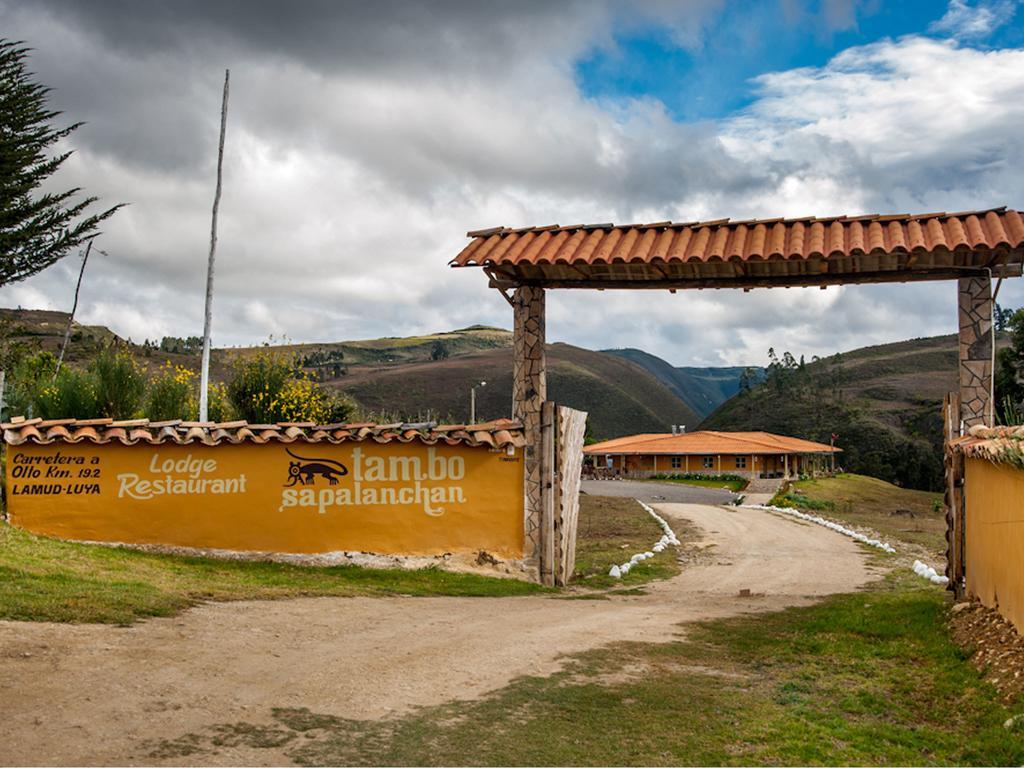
[[199, 69, 230, 422], [55, 240, 93, 378]]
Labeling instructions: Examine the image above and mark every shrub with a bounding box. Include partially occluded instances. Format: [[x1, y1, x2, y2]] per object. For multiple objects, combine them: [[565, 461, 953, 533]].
[[146, 363, 197, 421], [226, 348, 355, 424], [32, 366, 99, 419], [6, 350, 58, 416], [226, 349, 294, 423], [90, 347, 145, 418], [206, 381, 235, 423]]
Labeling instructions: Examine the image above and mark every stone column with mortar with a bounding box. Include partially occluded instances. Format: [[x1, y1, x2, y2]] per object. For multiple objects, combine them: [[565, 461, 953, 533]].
[[513, 285, 546, 566], [957, 275, 993, 429]]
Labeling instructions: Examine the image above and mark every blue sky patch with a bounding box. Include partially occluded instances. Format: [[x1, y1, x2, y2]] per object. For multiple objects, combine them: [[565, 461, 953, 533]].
[[575, 0, 1018, 120]]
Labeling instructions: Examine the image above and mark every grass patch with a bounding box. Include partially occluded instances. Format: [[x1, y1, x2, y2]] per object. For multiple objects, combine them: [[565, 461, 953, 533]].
[[0, 494, 680, 624], [0, 522, 547, 624], [648, 473, 747, 492], [157, 574, 1023, 766], [573, 495, 681, 589], [771, 473, 944, 552]]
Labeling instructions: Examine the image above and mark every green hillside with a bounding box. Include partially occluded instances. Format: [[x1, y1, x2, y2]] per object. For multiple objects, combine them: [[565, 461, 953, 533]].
[[333, 342, 699, 439], [603, 347, 757, 418], [700, 335, 1005, 491]]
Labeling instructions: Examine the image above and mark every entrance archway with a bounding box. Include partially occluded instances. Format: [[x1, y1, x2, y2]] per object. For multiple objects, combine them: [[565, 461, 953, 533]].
[[449, 208, 1024, 584]]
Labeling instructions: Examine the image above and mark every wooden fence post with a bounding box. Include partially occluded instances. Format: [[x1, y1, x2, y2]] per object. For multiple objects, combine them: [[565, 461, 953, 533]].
[[555, 405, 587, 585], [944, 392, 966, 598]]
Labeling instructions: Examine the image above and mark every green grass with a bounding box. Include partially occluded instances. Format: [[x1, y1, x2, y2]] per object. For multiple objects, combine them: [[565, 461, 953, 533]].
[[647, 474, 748, 492], [149, 573, 1023, 766], [0, 494, 681, 624], [0, 522, 548, 624], [772, 473, 945, 552], [572, 495, 681, 589]]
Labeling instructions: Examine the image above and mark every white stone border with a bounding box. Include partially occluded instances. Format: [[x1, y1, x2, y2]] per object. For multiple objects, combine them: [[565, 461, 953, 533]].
[[741, 503, 896, 553], [608, 500, 680, 578], [742, 503, 950, 586], [912, 559, 949, 586]]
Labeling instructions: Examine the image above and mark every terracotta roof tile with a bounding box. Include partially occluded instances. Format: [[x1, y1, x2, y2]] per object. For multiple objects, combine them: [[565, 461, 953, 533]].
[[949, 425, 1024, 465], [3, 418, 526, 451], [583, 430, 839, 456], [452, 209, 1024, 286]]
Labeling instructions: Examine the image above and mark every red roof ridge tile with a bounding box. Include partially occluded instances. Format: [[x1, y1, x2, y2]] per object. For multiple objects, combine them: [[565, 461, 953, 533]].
[[452, 208, 1024, 273], [2, 418, 525, 451]]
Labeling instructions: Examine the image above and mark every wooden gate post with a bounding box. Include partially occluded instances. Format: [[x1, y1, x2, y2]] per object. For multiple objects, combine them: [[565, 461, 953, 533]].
[[513, 285, 546, 569], [943, 392, 966, 597], [957, 276, 993, 428]]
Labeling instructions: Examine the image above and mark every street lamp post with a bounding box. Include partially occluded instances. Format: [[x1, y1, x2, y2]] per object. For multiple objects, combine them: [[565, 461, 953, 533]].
[[470, 380, 486, 424]]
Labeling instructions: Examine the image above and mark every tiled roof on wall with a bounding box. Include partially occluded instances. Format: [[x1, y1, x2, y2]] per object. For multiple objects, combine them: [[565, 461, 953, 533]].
[[453, 208, 1024, 267], [950, 424, 1024, 465], [2, 417, 526, 450]]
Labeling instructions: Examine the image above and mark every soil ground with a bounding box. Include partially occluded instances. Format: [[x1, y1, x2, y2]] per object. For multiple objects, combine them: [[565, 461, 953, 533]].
[[0, 502, 874, 766]]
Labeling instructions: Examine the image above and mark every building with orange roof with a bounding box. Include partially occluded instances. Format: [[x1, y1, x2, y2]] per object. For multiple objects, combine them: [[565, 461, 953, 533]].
[[583, 428, 840, 479]]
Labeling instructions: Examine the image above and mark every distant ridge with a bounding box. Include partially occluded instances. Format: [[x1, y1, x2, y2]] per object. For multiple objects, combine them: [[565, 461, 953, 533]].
[[603, 347, 758, 419]]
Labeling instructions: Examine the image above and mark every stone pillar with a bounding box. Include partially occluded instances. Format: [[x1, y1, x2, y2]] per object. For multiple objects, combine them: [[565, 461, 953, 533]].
[[957, 276, 993, 428], [513, 285, 546, 565]]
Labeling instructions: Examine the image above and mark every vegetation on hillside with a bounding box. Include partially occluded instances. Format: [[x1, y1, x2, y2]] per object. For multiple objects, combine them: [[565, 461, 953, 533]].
[[602, 347, 757, 419], [996, 307, 1024, 423], [336, 343, 699, 437], [703, 343, 960, 490]]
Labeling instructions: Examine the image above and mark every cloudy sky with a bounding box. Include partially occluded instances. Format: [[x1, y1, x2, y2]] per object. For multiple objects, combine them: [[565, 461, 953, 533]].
[[1, 0, 1022, 366]]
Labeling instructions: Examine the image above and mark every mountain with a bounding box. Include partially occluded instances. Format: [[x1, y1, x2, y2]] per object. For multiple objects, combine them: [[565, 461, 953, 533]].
[[332, 341, 700, 440], [700, 334, 1005, 491], [602, 347, 758, 418]]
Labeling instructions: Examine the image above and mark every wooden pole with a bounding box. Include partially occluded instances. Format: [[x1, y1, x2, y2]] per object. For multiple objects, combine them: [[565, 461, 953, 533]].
[[55, 240, 93, 377], [199, 69, 230, 422]]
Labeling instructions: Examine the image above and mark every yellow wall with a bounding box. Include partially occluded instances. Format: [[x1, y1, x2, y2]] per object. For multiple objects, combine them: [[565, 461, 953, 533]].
[[965, 458, 1024, 633], [7, 441, 525, 558]]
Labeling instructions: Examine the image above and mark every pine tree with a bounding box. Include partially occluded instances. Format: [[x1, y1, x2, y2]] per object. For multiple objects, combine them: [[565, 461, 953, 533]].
[[0, 40, 120, 285]]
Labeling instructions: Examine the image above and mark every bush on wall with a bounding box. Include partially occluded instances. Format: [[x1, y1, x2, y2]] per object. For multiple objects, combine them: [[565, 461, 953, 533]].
[[146, 362, 197, 421], [90, 347, 145, 419], [32, 366, 99, 419], [226, 348, 355, 424], [6, 345, 355, 425]]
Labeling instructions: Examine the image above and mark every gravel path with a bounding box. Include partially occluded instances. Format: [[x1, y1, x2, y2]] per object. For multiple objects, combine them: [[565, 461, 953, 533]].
[[0, 502, 873, 766]]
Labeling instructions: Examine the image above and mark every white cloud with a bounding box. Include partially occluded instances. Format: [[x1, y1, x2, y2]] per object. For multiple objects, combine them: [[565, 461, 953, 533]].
[[0, 2, 1021, 370], [929, 0, 1017, 40]]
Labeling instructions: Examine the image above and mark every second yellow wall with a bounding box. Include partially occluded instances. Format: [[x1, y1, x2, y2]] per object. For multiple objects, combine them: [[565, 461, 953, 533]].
[[964, 457, 1024, 633]]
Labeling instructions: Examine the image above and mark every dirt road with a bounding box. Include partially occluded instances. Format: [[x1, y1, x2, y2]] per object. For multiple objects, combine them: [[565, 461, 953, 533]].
[[0, 503, 874, 766]]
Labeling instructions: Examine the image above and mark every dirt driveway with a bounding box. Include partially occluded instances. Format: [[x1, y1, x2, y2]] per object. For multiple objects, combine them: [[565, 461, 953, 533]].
[[0, 503, 874, 766]]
